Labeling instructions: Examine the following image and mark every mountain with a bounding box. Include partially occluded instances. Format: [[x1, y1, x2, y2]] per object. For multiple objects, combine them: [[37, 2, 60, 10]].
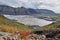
[[0, 5, 14, 15], [36, 9, 55, 14], [0, 14, 32, 32], [0, 5, 55, 15]]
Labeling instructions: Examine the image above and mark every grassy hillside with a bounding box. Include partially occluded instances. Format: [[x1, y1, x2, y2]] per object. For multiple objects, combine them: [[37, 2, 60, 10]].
[[41, 22, 60, 30], [0, 14, 32, 33]]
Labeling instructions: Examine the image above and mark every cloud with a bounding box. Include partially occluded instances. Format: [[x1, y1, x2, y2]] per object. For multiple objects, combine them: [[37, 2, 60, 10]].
[[0, 0, 60, 13]]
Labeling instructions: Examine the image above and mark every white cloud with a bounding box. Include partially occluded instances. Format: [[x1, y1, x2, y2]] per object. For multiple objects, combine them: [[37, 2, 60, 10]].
[[0, 0, 60, 13]]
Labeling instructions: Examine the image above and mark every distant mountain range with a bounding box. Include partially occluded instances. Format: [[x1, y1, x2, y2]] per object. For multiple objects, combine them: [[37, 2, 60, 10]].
[[0, 5, 55, 15]]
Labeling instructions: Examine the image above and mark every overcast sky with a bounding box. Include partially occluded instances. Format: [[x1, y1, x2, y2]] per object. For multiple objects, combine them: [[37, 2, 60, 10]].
[[0, 0, 60, 13]]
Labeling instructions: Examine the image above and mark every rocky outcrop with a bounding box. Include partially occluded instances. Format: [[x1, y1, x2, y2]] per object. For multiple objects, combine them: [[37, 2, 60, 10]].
[[0, 29, 60, 40], [32, 29, 60, 40], [0, 32, 18, 40]]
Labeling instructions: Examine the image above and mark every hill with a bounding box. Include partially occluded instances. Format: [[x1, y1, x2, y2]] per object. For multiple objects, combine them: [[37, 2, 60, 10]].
[[41, 22, 60, 30], [0, 14, 32, 33]]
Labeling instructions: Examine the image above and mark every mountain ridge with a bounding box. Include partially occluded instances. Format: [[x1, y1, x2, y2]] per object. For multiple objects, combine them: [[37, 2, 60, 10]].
[[0, 5, 55, 15]]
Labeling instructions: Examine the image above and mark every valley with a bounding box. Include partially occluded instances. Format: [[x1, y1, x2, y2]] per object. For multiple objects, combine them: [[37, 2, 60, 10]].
[[4, 15, 53, 27], [0, 0, 60, 40]]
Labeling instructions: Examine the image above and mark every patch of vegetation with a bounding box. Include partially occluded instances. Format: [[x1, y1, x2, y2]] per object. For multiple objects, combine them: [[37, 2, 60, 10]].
[[51, 16, 60, 19], [40, 22, 60, 30], [0, 14, 32, 33]]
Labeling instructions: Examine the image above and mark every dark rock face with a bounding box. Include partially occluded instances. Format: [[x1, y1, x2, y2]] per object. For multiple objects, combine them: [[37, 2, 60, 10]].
[[43, 30, 60, 40], [32, 29, 60, 40], [32, 31, 43, 35], [0, 5, 55, 15]]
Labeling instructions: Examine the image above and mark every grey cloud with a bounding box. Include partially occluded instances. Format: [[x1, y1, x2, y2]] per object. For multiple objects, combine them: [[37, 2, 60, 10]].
[[0, 0, 60, 13]]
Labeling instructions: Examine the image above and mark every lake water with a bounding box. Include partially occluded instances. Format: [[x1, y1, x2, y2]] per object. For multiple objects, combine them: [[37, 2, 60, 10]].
[[4, 15, 53, 26]]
